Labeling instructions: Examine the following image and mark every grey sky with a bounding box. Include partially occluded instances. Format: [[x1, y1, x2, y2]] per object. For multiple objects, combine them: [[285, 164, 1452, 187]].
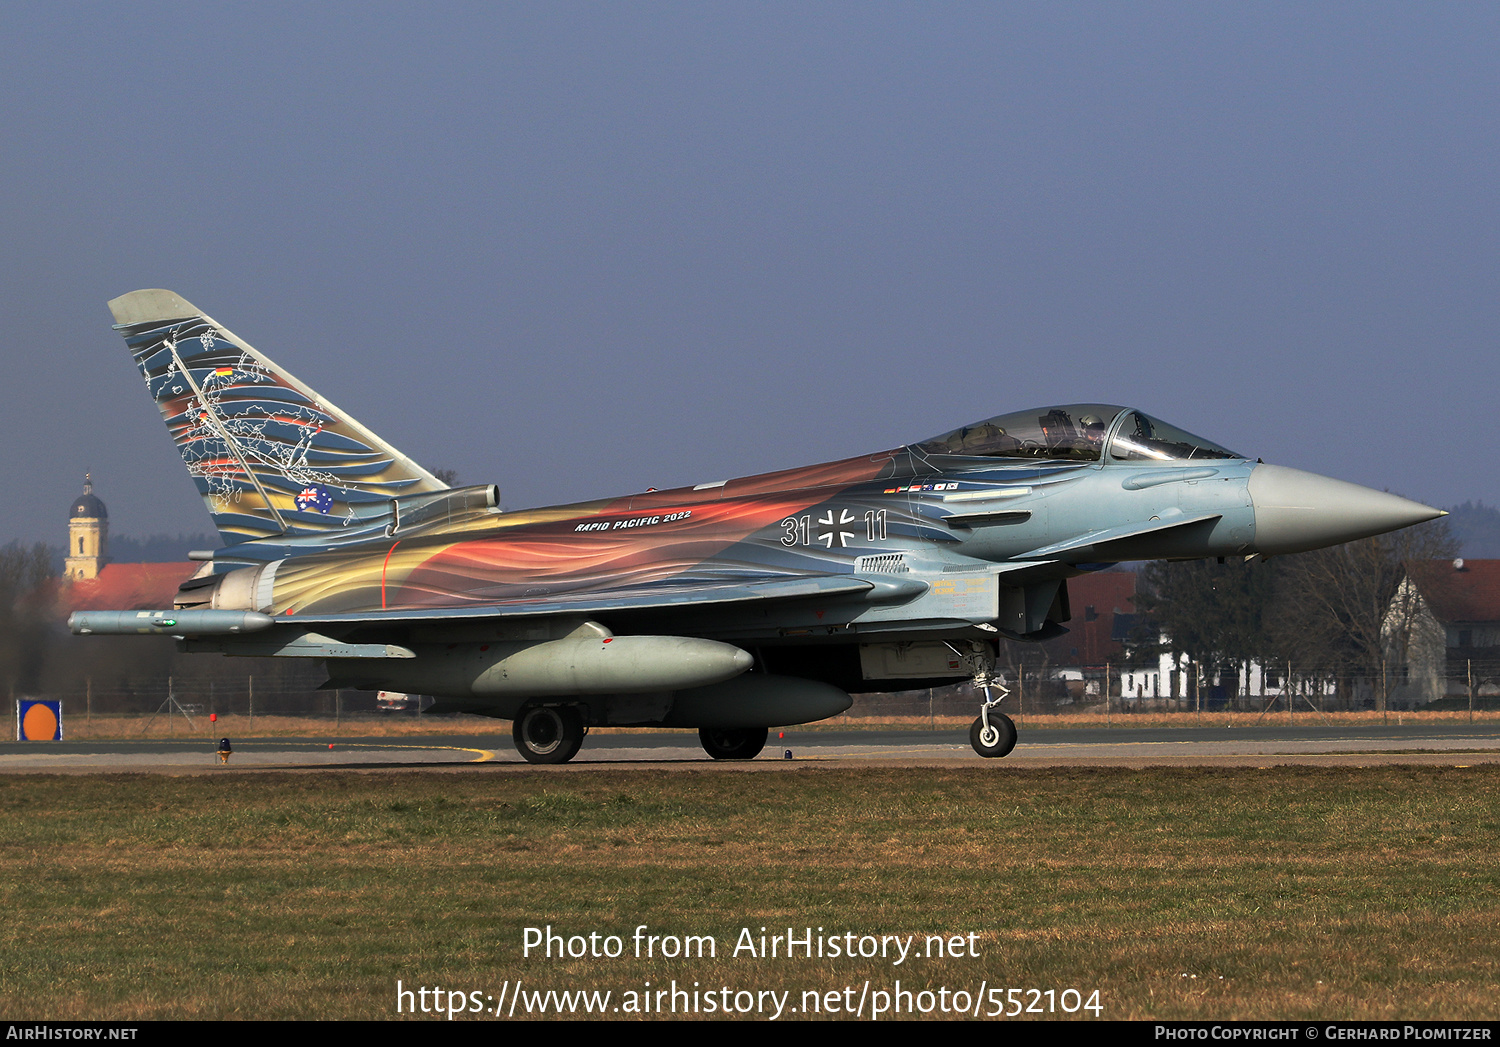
[[2, 3, 1495, 546]]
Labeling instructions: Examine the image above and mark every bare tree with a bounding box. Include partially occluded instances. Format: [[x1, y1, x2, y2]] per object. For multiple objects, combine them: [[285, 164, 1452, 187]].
[[0, 542, 58, 694], [1270, 516, 1456, 707]]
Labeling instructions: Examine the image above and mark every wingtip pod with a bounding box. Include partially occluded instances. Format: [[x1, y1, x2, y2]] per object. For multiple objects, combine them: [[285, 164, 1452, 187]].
[[108, 288, 450, 545]]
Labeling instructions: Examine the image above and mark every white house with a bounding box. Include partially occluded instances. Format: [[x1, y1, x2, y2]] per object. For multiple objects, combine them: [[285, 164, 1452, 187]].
[[1385, 559, 1500, 704]]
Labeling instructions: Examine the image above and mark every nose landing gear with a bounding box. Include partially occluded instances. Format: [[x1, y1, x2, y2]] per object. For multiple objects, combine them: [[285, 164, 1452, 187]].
[[963, 651, 1017, 758], [970, 699, 1017, 758]]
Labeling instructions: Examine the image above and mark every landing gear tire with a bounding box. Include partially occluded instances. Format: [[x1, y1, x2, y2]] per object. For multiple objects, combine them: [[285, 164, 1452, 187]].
[[513, 705, 585, 764], [699, 726, 768, 760], [970, 713, 1017, 758]]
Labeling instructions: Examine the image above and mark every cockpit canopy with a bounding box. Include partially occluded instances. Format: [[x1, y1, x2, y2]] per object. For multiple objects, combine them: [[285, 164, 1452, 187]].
[[914, 404, 1241, 464]]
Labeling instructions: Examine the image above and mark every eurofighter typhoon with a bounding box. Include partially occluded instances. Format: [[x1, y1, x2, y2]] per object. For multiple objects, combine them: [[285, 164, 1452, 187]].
[[72, 290, 1445, 762]]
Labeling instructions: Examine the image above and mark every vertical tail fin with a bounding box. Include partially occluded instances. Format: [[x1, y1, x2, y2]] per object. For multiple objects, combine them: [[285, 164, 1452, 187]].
[[108, 289, 448, 545]]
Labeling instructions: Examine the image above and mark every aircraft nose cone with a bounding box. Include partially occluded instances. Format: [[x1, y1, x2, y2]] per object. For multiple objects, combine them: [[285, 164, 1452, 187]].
[[1249, 464, 1445, 555]]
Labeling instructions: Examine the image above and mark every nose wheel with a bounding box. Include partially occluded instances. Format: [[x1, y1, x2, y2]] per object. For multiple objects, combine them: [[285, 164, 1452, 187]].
[[970, 711, 1017, 758]]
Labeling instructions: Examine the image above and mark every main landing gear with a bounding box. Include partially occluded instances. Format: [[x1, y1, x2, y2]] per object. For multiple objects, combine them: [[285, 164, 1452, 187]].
[[513, 705, 586, 764], [699, 727, 768, 760]]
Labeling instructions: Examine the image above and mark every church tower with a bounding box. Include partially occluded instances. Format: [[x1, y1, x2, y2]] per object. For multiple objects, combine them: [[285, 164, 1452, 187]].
[[66, 475, 108, 580]]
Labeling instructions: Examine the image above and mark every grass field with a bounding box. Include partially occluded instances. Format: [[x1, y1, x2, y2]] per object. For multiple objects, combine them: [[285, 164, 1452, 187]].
[[2, 765, 1497, 1020]]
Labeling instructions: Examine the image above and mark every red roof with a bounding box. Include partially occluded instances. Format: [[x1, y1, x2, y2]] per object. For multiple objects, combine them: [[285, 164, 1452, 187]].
[[1408, 559, 1500, 624], [61, 563, 200, 612]]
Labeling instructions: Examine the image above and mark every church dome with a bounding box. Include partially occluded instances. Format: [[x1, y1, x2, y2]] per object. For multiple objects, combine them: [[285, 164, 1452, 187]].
[[70, 478, 107, 520]]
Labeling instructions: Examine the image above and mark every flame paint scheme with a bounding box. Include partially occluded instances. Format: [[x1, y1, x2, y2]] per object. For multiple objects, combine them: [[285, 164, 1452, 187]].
[[72, 289, 1445, 762]]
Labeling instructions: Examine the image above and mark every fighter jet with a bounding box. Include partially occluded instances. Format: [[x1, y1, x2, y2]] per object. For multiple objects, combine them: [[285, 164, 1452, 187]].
[[71, 290, 1445, 762]]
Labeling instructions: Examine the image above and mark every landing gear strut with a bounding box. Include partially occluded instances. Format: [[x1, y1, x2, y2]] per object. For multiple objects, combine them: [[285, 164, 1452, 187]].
[[950, 642, 1017, 759], [699, 726, 768, 760], [513, 705, 586, 764]]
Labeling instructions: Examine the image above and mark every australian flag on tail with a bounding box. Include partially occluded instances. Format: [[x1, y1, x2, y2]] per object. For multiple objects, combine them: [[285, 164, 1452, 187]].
[[295, 484, 335, 513]]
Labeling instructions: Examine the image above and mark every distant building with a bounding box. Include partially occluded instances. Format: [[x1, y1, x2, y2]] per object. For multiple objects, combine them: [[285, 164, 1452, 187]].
[[1032, 572, 1288, 706], [1106, 570, 1319, 708], [1036, 571, 1140, 699], [1386, 559, 1500, 703], [1039, 570, 1138, 669], [1115, 643, 1319, 707], [64, 476, 108, 580], [59, 478, 197, 610]]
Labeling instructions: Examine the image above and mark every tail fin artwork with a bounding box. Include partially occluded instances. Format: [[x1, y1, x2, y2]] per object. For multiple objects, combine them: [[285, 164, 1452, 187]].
[[109, 289, 449, 545]]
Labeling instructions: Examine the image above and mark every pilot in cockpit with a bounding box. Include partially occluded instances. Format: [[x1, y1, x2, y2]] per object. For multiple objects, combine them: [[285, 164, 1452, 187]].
[[1078, 413, 1108, 450]]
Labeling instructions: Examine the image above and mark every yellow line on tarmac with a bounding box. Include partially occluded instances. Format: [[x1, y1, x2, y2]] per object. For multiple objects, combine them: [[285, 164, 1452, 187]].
[[334, 742, 498, 762]]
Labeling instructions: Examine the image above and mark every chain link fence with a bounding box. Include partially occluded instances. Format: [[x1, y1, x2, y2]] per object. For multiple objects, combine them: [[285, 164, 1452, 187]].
[[12, 662, 1500, 732]]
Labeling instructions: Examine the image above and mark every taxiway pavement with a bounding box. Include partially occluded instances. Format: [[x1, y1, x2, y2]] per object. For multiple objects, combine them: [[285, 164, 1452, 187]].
[[3, 723, 1499, 773]]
